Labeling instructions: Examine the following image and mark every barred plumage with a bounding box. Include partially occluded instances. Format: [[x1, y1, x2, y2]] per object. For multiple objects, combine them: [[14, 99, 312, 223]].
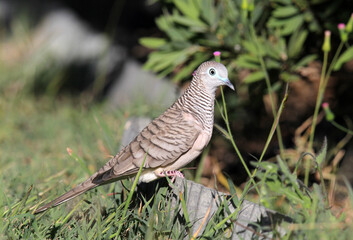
[[34, 61, 234, 214]]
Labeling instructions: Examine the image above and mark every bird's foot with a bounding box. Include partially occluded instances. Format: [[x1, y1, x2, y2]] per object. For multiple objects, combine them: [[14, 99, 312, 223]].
[[157, 170, 184, 183]]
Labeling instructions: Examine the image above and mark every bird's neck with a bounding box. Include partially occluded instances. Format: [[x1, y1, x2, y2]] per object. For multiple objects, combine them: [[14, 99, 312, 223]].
[[175, 79, 215, 131]]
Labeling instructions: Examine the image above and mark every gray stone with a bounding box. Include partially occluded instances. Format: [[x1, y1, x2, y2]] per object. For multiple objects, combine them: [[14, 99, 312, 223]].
[[171, 178, 291, 239], [20, 8, 126, 93], [107, 58, 179, 110], [0, 1, 12, 22], [31, 9, 125, 69]]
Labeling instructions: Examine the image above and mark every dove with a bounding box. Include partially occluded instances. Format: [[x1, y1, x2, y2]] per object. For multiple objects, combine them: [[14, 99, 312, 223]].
[[34, 61, 234, 214]]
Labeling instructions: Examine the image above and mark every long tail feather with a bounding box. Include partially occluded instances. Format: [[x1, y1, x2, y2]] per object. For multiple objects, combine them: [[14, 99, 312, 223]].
[[34, 179, 98, 214]]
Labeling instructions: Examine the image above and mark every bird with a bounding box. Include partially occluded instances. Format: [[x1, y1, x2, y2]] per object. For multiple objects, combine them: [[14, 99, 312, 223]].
[[34, 61, 234, 214]]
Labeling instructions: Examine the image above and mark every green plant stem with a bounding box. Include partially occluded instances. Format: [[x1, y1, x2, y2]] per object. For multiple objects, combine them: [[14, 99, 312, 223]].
[[308, 51, 328, 149], [55, 200, 84, 227], [306, 51, 328, 185], [306, 41, 344, 185], [317, 163, 329, 207], [218, 83, 287, 210], [331, 121, 353, 135], [219, 86, 259, 194], [322, 42, 344, 92], [179, 191, 191, 228], [202, 202, 242, 238], [253, 84, 288, 173], [249, 25, 285, 159], [309, 41, 344, 149], [240, 84, 288, 204], [111, 154, 146, 239]]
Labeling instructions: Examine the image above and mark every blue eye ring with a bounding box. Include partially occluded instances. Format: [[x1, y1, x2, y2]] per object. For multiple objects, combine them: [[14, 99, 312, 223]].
[[208, 68, 216, 76]]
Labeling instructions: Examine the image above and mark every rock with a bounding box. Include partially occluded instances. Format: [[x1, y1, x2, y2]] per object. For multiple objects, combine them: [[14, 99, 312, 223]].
[[0, 1, 12, 25], [27, 8, 126, 93], [172, 178, 291, 239], [139, 178, 291, 239], [107, 58, 179, 110]]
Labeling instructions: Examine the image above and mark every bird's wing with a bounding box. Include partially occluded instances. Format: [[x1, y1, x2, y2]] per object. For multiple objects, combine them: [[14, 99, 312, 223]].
[[94, 108, 202, 183]]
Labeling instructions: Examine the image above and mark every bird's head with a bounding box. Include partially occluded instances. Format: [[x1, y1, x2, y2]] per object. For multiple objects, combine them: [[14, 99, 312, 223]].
[[194, 61, 234, 92]]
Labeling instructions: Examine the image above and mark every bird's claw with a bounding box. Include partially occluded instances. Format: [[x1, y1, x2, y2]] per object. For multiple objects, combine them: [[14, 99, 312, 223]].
[[157, 170, 184, 183]]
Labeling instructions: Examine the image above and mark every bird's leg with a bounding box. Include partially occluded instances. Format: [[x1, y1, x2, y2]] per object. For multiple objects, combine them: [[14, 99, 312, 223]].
[[156, 170, 184, 183]]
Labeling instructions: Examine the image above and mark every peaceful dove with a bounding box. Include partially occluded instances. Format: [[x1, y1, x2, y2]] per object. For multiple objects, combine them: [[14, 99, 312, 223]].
[[34, 61, 234, 214]]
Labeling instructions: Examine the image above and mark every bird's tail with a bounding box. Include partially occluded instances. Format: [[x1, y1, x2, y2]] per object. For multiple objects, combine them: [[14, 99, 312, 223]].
[[34, 178, 98, 214]]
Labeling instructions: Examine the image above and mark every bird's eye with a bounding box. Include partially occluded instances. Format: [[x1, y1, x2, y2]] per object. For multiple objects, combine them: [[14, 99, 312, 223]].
[[209, 68, 216, 76]]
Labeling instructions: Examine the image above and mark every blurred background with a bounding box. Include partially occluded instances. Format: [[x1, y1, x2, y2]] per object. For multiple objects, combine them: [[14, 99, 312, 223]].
[[1, 0, 353, 209]]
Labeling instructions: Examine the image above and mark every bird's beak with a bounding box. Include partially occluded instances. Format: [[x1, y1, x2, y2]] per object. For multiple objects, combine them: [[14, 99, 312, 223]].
[[220, 77, 235, 91]]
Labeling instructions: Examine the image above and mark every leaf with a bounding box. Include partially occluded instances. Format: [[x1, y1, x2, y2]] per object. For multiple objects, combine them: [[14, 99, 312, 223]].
[[288, 29, 308, 58], [264, 41, 282, 60], [174, 27, 196, 40], [201, 0, 216, 25], [158, 64, 175, 78], [280, 15, 304, 35], [156, 13, 194, 41], [166, 28, 188, 41], [334, 46, 353, 71], [251, 1, 265, 24], [198, 38, 221, 47], [316, 137, 327, 165], [243, 71, 265, 84], [225, 173, 239, 207], [242, 41, 265, 55], [267, 18, 286, 27], [223, 0, 237, 20], [173, 54, 208, 82], [268, 15, 304, 35], [271, 0, 292, 4], [139, 37, 167, 49], [235, 54, 260, 69], [280, 186, 305, 205], [266, 180, 281, 193], [170, 40, 192, 49], [174, 0, 200, 20], [251, 161, 279, 173], [155, 15, 169, 32], [272, 81, 283, 92], [171, 14, 207, 31], [192, 0, 202, 9], [293, 54, 317, 70], [242, 41, 256, 53], [280, 72, 300, 82], [277, 155, 305, 200], [265, 58, 281, 69], [272, 6, 299, 18], [143, 51, 186, 74]]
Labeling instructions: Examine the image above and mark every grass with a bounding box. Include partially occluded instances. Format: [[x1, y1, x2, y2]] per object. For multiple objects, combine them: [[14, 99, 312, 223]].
[[2, 70, 353, 240], [0, 88, 185, 238], [1, 16, 353, 240]]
